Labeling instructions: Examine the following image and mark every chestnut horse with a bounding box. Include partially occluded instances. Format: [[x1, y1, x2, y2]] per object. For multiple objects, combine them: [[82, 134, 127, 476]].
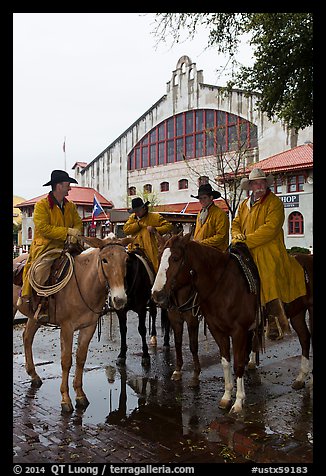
[[13, 236, 132, 413], [152, 234, 313, 414], [156, 234, 201, 387]]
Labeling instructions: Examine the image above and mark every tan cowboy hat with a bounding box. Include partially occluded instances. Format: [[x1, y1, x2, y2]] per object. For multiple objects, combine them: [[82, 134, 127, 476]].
[[240, 168, 274, 191]]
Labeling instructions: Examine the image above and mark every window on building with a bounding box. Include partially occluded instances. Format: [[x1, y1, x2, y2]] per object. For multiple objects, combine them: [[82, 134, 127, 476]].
[[273, 177, 283, 194], [288, 212, 304, 235], [27, 207, 33, 217], [27, 227, 33, 240], [144, 184, 152, 193], [128, 186, 136, 196], [287, 174, 305, 193], [178, 179, 188, 190], [160, 182, 169, 192], [127, 110, 258, 171], [198, 176, 209, 186]]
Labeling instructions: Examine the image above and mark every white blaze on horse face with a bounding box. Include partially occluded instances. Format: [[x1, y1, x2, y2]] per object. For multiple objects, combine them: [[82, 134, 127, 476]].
[[152, 248, 172, 294]]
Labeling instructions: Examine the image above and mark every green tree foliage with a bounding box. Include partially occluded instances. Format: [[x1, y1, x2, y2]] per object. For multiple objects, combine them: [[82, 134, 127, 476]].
[[152, 13, 312, 131]]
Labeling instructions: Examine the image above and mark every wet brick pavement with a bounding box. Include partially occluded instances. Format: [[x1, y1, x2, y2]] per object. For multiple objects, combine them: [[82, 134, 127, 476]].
[[13, 313, 313, 466]]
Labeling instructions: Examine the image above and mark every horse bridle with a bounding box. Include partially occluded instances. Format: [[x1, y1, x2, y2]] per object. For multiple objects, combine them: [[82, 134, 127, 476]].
[[167, 246, 200, 316], [73, 242, 127, 315]]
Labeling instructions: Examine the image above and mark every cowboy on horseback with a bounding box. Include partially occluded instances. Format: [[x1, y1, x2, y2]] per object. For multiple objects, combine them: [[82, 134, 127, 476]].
[[19, 170, 83, 322], [123, 197, 173, 274], [191, 183, 229, 251], [231, 168, 307, 340]]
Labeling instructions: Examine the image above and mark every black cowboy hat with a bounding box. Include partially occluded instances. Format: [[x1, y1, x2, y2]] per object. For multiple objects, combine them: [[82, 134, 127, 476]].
[[128, 197, 150, 213], [191, 183, 221, 200], [43, 170, 78, 186]]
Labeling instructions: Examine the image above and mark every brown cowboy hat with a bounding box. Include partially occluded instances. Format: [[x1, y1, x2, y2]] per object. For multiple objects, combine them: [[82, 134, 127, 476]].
[[191, 183, 221, 200], [128, 197, 150, 213], [240, 168, 274, 191], [43, 169, 78, 186]]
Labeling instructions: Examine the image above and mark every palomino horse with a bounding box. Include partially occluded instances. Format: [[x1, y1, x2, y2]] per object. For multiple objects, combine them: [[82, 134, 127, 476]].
[[13, 236, 132, 413], [112, 247, 171, 367], [152, 233, 313, 414]]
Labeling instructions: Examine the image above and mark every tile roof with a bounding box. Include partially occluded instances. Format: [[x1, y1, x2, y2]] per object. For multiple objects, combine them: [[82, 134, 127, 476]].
[[249, 143, 313, 173], [15, 186, 113, 208], [155, 199, 229, 214]]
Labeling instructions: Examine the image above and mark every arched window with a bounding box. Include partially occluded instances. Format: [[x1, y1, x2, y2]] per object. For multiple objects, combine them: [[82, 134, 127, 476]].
[[288, 212, 304, 235], [27, 227, 33, 240], [143, 184, 152, 193], [198, 176, 209, 186], [173, 74, 179, 86], [178, 179, 188, 190], [128, 110, 257, 171], [160, 182, 169, 192], [128, 186, 136, 196], [189, 68, 194, 80]]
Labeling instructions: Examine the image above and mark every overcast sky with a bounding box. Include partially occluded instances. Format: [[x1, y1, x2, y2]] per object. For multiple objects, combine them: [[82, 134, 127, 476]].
[[13, 13, 254, 200]]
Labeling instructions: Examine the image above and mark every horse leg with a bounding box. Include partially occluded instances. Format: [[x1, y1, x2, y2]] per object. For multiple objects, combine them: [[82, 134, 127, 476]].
[[73, 323, 97, 409], [116, 310, 127, 366], [23, 318, 42, 387], [229, 332, 248, 414], [161, 308, 170, 348], [138, 310, 150, 367], [149, 300, 158, 346], [170, 311, 184, 381], [60, 325, 74, 413], [290, 311, 312, 389], [216, 335, 233, 410], [186, 313, 201, 387]]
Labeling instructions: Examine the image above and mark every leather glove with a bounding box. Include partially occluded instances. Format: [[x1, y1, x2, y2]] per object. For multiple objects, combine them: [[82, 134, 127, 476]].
[[67, 227, 82, 237], [231, 233, 246, 246], [233, 233, 246, 241], [68, 235, 78, 244]]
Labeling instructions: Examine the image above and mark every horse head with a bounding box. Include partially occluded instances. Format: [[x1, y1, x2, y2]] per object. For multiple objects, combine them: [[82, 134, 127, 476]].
[[81, 235, 132, 310], [152, 233, 192, 308]]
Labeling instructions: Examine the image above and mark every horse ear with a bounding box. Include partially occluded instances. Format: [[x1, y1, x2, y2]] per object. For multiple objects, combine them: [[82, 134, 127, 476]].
[[183, 232, 192, 243], [80, 236, 104, 249], [119, 237, 134, 247]]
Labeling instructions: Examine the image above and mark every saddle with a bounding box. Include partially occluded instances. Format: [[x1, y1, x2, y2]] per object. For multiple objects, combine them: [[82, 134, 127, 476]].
[[230, 242, 264, 355], [13, 257, 27, 286], [230, 242, 260, 295]]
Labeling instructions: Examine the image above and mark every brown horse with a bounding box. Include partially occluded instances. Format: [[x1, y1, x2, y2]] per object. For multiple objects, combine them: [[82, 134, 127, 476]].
[[156, 234, 201, 387], [152, 233, 313, 414], [13, 236, 132, 413]]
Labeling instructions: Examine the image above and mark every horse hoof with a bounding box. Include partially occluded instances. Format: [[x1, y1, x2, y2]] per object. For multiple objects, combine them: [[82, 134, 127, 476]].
[[292, 380, 305, 390], [149, 336, 157, 346], [189, 378, 199, 388], [141, 356, 150, 367], [163, 343, 170, 350], [31, 376, 42, 388], [171, 370, 182, 381], [218, 399, 232, 411], [247, 362, 257, 370], [75, 396, 90, 409], [116, 357, 126, 366], [61, 402, 74, 414]]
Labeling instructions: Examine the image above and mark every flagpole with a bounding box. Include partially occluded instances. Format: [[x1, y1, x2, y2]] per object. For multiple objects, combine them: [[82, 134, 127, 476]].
[[63, 136, 66, 171]]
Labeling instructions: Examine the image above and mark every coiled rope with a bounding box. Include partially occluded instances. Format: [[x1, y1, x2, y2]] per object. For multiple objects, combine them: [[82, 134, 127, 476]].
[[28, 248, 74, 297]]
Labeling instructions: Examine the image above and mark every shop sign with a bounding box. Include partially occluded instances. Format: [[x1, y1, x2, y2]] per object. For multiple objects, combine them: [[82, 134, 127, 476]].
[[279, 194, 299, 208]]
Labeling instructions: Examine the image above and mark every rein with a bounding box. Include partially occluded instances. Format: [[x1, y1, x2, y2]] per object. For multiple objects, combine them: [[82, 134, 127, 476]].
[[73, 242, 126, 315]]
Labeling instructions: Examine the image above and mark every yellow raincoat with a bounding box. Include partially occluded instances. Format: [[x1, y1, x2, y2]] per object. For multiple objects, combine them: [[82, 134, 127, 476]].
[[21, 194, 82, 297], [123, 212, 173, 273], [231, 190, 306, 306], [194, 203, 229, 251]]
